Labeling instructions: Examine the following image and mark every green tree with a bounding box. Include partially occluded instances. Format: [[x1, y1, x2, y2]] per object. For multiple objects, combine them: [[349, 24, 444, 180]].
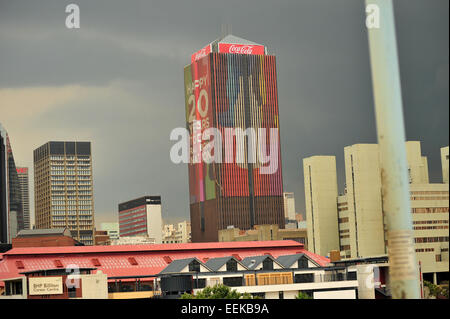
[[424, 280, 449, 299], [180, 284, 257, 299], [295, 291, 312, 299]]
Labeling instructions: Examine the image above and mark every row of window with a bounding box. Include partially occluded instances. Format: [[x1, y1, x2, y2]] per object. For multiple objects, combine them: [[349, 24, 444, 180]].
[[413, 220, 448, 225], [414, 236, 449, 243], [412, 207, 449, 214], [414, 225, 448, 230], [411, 196, 449, 201]]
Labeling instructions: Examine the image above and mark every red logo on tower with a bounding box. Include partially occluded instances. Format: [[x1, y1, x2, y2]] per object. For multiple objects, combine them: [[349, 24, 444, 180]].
[[218, 43, 265, 55]]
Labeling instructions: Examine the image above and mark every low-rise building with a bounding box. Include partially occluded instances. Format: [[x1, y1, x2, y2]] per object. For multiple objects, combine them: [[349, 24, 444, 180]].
[[11, 228, 82, 248], [219, 225, 307, 249], [0, 268, 108, 299], [156, 254, 359, 299]]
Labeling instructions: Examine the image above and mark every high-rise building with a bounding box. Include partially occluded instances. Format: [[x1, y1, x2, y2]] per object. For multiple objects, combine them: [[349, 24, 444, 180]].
[[304, 141, 449, 283], [283, 192, 297, 229], [342, 144, 386, 258], [0, 123, 24, 243], [118, 196, 163, 244], [303, 156, 340, 256], [441, 146, 449, 184], [184, 35, 285, 242], [33, 141, 95, 245], [16, 167, 30, 230]]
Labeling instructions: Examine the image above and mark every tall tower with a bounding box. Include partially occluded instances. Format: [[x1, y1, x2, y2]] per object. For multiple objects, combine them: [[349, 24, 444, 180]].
[[184, 35, 285, 242], [16, 167, 31, 230], [303, 156, 339, 256], [0, 123, 24, 243], [33, 141, 95, 245]]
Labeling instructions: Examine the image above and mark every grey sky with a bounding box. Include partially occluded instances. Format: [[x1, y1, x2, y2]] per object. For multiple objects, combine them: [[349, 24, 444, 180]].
[[0, 0, 448, 226]]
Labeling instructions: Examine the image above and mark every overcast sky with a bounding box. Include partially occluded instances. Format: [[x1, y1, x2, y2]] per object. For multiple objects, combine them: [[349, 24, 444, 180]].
[[0, 0, 448, 227]]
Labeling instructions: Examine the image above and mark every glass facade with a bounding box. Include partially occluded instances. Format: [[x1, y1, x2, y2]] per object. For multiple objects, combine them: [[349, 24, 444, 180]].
[[0, 124, 24, 243]]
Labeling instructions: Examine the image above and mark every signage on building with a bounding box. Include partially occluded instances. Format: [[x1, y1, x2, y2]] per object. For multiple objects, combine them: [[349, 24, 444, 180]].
[[16, 167, 28, 174], [218, 43, 265, 55], [191, 44, 212, 63], [29, 277, 63, 295]]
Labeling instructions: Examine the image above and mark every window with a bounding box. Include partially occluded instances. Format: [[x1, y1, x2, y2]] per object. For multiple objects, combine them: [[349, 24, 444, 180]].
[[297, 257, 309, 269], [193, 279, 206, 289], [279, 291, 284, 299], [189, 260, 200, 272], [294, 273, 315, 283], [226, 260, 238, 272], [223, 277, 243, 287], [262, 258, 274, 271]]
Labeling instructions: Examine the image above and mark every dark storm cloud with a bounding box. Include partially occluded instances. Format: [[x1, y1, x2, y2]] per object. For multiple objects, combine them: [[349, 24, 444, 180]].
[[0, 0, 448, 223]]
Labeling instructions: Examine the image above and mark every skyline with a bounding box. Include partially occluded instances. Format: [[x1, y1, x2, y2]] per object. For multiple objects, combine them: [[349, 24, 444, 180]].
[[0, 0, 448, 227]]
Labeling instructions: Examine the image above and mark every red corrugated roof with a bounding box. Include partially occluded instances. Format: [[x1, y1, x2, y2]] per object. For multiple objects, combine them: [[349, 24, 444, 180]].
[[4, 240, 302, 256], [0, 240, 329, 281]]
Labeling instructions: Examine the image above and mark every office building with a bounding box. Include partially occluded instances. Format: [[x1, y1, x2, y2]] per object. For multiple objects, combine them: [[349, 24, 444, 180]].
[[100, 222, 119, 241], [16, 167, 30, 230], [0, 123, 24, 243], [283, 192, 297, 228], [33, 141, 95, 245], [441, 146, 449, 183], [304, 142, 449, 283], [118, 196, 163, 244], [303, 156, 340, 257], [185, 35, 285, 242]]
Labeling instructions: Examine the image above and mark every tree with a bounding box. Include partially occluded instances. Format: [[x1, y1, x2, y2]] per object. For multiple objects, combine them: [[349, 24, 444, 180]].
[[180, 284, 256, 299], [295, 291, 312, 299], [424, 280, 449, 299]]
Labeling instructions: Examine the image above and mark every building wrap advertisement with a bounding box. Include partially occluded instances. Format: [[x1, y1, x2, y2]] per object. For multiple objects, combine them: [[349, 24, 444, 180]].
[[184, 55, 216, 204], [184, 52, 283, 204], [212, 53, 283, 198]]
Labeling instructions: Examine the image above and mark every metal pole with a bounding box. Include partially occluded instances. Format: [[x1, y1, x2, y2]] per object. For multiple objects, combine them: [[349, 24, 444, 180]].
[[365, 0, 420, 299]]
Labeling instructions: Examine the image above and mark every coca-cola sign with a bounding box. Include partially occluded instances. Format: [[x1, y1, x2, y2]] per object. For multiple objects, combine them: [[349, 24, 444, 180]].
[[218, 43, 265, 55], [191, 44, 211, 63]]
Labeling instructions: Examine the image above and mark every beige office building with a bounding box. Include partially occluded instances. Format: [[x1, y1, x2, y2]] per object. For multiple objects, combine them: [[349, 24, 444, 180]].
[[34, 142, 95, 245], [305, 142, 449, 283], [162, 221, 191, 243], [441, 146, 449, 183], [303, 156, 339, 256]]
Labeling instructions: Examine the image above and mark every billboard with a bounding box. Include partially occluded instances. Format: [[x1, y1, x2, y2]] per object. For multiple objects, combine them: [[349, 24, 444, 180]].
[[29, 276, 63, 295], [184, 55, 216, 204], [218, 43, 265, 55]]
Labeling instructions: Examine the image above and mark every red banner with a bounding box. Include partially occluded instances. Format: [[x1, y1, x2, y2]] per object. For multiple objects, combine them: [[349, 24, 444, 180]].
[[218, 43, 265, 55], [191, 44, 212, 63]]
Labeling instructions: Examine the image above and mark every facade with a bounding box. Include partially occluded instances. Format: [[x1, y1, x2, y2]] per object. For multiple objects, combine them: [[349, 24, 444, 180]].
[[16, 167, 30, 230], [185, 35, 285, 242], [219, 224, 307, 248], [0, 240, 329, 294], [99, 222, 119, 241], [303, 156, 340, 256], [0, 123, 24, 243], [441, 146, 449, 183], [118, 196, 163, 244], [11, 228, 80, 248], [33, 141, 95, 245], [341, 144, 386, 258], [0, 268, 108, 299], [283, 192, 297, 228], [304, 141, 449, 283], [162, 221, 191, 244], [157, 254, 359, 299]]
